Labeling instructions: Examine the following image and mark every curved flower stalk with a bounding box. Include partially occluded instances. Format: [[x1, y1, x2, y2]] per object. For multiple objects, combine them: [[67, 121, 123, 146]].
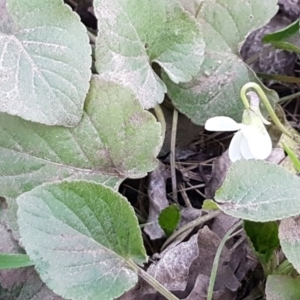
[[205, 86, 273, 162]]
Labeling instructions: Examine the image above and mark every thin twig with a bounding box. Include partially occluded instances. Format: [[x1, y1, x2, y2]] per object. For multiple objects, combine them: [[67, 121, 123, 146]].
[[162, 210, 221, 250], [171, 109, 178, 203], [278, 91, 300, 103], [257, 72, 300, 83], [244, 45, 274, 66], [178, 182, 192, 207], [177, 183, 205, 192]]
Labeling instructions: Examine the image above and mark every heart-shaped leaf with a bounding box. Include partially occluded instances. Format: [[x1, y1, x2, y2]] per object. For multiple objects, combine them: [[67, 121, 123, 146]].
[[163, 0, 279, 125], [17, 181, 147, 300], [94, 0, 204, 109], [215, 160, 300, 222], [0, 0, 91, 126], [0, 75, 161, 200]]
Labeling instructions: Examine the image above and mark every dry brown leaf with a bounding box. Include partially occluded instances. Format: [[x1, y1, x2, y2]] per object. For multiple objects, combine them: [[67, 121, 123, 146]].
[[144, 162, 171, 240], [141, 233, 199, 297], [183, 274, 235, 300]]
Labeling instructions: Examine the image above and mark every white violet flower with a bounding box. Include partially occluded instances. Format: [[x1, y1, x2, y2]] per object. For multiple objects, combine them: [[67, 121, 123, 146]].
[[205, 100, 272, 162]]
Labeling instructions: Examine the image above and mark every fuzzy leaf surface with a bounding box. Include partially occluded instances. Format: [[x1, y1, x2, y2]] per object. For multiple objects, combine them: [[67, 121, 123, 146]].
[[94, 0, 204, 109], [0, 76, 161, 200], [163, 0, 279, 125], [266, 275, 300, 300], [279, 217, 300, 274], [17, 181, 147, 300], [0, 0, 91, 126], [215, 160, 300, 222]]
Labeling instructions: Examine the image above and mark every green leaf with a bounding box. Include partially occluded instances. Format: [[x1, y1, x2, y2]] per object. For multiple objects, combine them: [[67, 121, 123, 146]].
[[162, 0, 279, 125], [94, 0, 204, 109], [262, 19, 300, 54], [0, 253, 33, 269], [0, 75, 161, 200], [0, 0, 91, 126], [266, 275, 300, 300], [278, 124, 300, 174], [17, 181, 147, 300], [263, 19, 299, 43], [215, 160, 300, 222], [158, 204, 181, 237], [244, 220, 279, 264], [282, 143, 300, 172], [279, 217, 300, 274], [202, 199, 219, 210]]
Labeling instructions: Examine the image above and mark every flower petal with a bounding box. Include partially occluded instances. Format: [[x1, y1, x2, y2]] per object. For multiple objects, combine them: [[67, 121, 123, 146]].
[[240, 125, 272, 160], [205, 116, 241, 131], [229, 131, 243, 162], [246, 92, 271, 125], [249, 132, 272, 159], [240, 136, 256, 160], [250, 105, 271, 125]]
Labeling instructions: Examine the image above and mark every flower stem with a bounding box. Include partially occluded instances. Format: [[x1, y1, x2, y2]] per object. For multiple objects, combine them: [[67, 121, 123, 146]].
[[240, 82, 292, 138], [240, 84, 251, 109]]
